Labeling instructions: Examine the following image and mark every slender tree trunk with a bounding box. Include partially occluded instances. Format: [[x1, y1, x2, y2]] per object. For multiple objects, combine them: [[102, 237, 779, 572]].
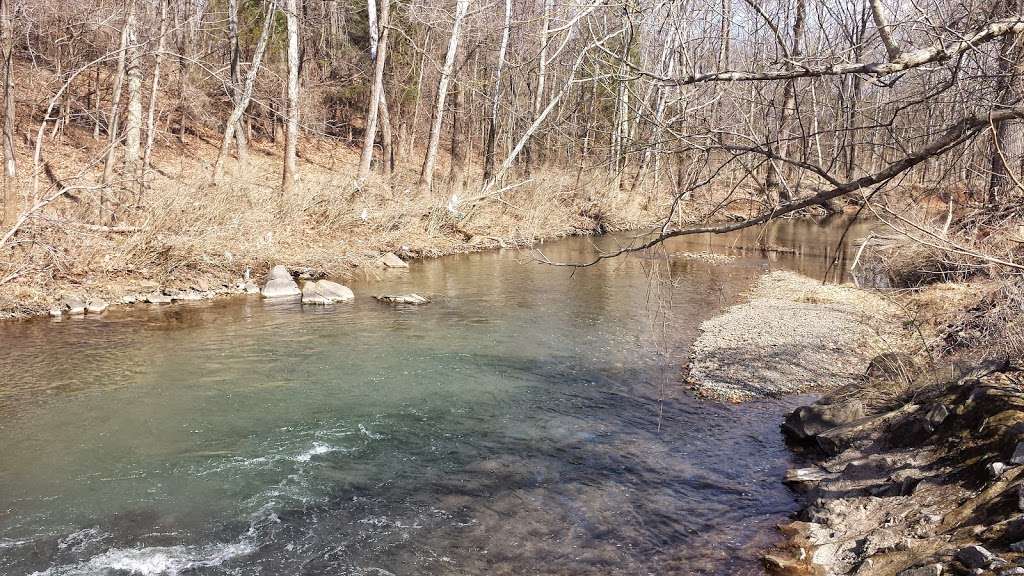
[[123, 1, 143, 193], [989, 0, 1024, 203], [358, 0, 390, 180], [282, 0, 300, 194], [0, 0, 15, 227], [227, 0, 249, 166], [524, 0, 551, 173], [142, 0, 168, 197], [101, 2, 131, 223], [379, 93, 394, 176], [482, 0, 511, 183], [213, 1, 275, 183], [718, 0, 731, 69], [418, 0, 469, 196], [447, 80, 467, 197], [765, 0, 805, 203]]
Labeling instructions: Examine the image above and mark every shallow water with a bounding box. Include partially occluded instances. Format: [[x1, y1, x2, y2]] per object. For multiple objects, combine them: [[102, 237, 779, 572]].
[[0, 219, 869, 576]]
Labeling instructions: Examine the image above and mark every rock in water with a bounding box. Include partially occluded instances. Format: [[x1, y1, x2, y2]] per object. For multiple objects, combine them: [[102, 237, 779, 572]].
[[262, 278, 301, 299], [86, 300, 108, 314], [378, 253, 410, 269], [301, 281, 333, 305], [48, 308, 63, 318], [782, 400, 866, 440], [316, 280, 354, 302], [144, 293, 172, 304], [375, 293, 430, 305]]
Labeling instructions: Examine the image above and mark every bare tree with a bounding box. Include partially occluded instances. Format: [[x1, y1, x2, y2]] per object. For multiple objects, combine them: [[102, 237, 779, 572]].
[[418, 0, 469, 196], [358, 0, 390, 181], [212, 1, 275, 184], [482, 0, 511, 183], [0, 0, 15, 227], [282, 0, 300, 194], [123, 0, 143, 192], [142, 0, 169, 195]]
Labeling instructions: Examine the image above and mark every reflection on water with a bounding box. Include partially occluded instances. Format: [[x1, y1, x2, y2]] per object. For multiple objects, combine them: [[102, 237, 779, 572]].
[[0, 219, 866, 575]]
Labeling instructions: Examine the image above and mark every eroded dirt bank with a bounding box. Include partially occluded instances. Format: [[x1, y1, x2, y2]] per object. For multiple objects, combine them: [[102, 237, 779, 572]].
[[689, 271, 1024, 576]]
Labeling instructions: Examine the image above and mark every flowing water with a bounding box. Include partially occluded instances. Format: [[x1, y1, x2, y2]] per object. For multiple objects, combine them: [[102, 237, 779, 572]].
[[0, 218, 870, 576]]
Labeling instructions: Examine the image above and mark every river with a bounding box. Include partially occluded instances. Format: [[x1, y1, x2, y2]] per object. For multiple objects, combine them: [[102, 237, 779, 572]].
[[0, 218, 870, 575]]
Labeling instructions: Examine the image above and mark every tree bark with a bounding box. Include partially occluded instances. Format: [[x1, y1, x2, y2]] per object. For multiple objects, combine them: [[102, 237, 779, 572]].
[[447, 80, 467, 196], [282, 0, 300, 194], [418, 0, 469, 196], [124, 0, 143, 193], [227, 0, 249, 166], [0, 0, 14, 227], [142, 0, 169, 197], [358, 0, 390, 180], [482, 0, 511, 183], [765, 0, 805, 203], [212, 1, 275, 184], [988, 0, 1024, 203]]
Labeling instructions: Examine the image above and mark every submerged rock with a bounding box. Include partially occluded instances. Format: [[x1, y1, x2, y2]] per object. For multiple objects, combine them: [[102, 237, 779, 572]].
[[375, 293, 430, 305], [378, 252, 410, 269]]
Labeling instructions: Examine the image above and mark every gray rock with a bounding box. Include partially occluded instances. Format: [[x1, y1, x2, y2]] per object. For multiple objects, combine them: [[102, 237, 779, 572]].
[[999, 568, 1024, 576], [926, 404, 950, 428], [121, 294, 138, 304], [1011, 441, 1024, 465], [378, 252, 410, 268], [48, 307, 63, 317], [316, 280, 354, 302], [268, 265, 293, 281], [955, 545, 996, 569], [144, 293, 172, 304], [783, 400, 866, 440], [1010, 540, 1024, 553], [86, 300, 108, 314], [243, 282, 260, 294], [897, 564, 943, 576], [375, 293, 430, 305], [989, 461, 1008, 478], [783, 467, 836, 490], [261, 278, 301, 299], [62, 297, 86, 315], [301, 281, 333, 305]]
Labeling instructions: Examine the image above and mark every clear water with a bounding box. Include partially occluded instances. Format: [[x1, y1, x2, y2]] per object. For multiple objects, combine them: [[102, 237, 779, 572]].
[[0, 219, 869, 575]]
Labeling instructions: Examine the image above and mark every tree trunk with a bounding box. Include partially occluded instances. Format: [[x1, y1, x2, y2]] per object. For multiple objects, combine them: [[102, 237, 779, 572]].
[[124, 1, 143, 194], [1, 0, 15, 227], [282, 0, 300, 194], [482, 0, 511, 183], [358, 0, 390, 180], [765, 0, 805, 203], [988, 0, 1024, 204], [213, 1, 275, 184], [447, 80, 467, 197], [142, 0, 169, 197], [418, 0, 469, 196], [524, 0, 551, 174], [101, 2, 132, 223], [227, 0, 249, 166]]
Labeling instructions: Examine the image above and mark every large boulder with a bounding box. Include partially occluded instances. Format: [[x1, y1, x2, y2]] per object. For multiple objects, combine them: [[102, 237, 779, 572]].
[[262, 278, 301, 299], [301, 281, 332, 305], [782, 400, 866, 441], [268, 265, 293, 281]]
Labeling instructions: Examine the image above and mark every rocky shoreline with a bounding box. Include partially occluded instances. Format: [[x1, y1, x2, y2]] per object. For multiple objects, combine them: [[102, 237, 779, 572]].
[[688, 270, 1024, 576], [43, 251, 421, 321]]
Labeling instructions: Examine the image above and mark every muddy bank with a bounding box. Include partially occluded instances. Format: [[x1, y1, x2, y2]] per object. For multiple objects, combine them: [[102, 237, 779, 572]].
[[687, 271, 906, 402]]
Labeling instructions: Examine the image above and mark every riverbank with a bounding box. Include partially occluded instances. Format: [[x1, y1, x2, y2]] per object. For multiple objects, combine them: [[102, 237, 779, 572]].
[[0, 130, 672, 320], [689, 269, 1024, 575]]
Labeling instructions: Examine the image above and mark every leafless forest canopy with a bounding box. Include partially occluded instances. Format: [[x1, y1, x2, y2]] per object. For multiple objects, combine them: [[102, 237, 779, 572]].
[[0, 0, 1023, 243]]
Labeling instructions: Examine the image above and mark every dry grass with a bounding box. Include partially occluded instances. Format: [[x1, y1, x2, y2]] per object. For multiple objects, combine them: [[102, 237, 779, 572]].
[[0, 121, 672, 318]]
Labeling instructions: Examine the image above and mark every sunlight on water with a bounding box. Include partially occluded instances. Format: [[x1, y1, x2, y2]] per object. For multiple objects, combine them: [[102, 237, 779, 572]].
[[0, 220, 868, 575]]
